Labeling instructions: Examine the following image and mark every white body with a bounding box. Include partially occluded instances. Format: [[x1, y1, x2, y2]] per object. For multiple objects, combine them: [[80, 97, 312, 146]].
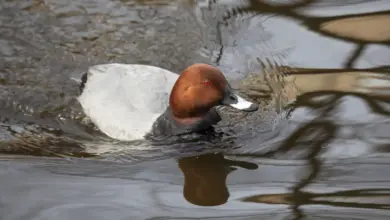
[[78, 63, 179, 141]]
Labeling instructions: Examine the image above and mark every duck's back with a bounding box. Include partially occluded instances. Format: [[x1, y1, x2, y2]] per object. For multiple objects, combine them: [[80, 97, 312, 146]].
[[78, 63, 179, 141]]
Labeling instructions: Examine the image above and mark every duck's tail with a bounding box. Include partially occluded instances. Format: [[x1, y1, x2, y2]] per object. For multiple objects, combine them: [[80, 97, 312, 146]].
[[70, 72, 88, 94], [79, 72, 88, 94]]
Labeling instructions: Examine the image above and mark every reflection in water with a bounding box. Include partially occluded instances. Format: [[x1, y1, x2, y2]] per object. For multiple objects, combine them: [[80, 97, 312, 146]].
[[305, 10, 390, 43], [230, 81, 390, 219], [283, 66, 390, 95], [303, 10, 390, 68], [243, 188, 390, 210], [178, 153, 258, 206], [0, 0, 390, 219], [221, 0, 390, 68]]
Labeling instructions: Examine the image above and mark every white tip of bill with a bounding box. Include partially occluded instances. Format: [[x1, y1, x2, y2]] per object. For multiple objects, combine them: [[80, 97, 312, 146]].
[[228, 94, 259, 112]]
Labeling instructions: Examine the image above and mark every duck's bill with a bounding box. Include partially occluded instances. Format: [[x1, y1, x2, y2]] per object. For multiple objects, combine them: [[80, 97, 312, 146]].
[[229, 94, 259, 112], [222, 88, 259, 112]]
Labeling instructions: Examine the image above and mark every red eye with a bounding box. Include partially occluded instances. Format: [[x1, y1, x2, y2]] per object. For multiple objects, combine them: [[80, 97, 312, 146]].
[[202, 80, 212, 86]]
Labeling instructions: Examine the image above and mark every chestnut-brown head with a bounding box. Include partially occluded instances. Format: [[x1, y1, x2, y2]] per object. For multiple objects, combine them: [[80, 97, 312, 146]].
[[169, 63, 258, 123]]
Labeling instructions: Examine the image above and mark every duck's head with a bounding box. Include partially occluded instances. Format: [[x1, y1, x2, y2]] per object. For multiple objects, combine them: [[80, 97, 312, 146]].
[[169, 63, 258, 124]]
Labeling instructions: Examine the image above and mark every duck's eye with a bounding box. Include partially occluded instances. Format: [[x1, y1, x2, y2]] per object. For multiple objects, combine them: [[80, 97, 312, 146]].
[[202, 80, 212, 86]]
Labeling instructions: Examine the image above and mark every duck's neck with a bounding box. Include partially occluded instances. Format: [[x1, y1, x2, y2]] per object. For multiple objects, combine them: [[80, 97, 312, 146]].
[[149, 107, 222, 137], [171, 108, 222, 127]]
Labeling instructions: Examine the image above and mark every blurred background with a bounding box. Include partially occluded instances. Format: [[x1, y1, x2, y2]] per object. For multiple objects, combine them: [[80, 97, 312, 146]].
[[0, 0, 390, 219]]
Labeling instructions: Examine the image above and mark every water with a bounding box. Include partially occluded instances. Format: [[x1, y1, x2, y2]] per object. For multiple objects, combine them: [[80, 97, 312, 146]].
[[0, 0, 390, 219]]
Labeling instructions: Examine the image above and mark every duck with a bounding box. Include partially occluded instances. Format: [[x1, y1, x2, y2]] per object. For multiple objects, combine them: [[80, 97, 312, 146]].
[[76, 63, 259, 141]]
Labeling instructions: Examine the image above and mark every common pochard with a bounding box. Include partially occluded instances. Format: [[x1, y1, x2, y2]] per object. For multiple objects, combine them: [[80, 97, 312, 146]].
[[77, 63, 258, 141]]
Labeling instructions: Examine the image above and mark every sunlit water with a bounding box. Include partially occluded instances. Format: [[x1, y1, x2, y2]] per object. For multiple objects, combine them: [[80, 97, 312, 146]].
[[1, 0, 390, 219]]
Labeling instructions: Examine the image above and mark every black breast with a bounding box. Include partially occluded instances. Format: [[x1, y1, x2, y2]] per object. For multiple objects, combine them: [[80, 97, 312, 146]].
[[144, 107, 223, 143]]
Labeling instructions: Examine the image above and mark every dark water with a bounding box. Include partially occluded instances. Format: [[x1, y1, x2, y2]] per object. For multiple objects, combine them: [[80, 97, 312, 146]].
[[1, 0, 390, 219]]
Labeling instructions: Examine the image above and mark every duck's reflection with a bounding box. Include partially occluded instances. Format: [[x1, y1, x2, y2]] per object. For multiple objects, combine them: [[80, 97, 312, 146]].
[[178, 152, 258, 206]]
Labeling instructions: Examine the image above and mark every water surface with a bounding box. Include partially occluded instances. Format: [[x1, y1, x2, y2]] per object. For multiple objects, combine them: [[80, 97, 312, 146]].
[[1, 0, 390, 219]]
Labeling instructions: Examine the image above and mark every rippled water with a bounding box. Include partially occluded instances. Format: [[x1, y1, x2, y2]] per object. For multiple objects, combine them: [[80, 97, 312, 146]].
[[1, 0, 390, 219]]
